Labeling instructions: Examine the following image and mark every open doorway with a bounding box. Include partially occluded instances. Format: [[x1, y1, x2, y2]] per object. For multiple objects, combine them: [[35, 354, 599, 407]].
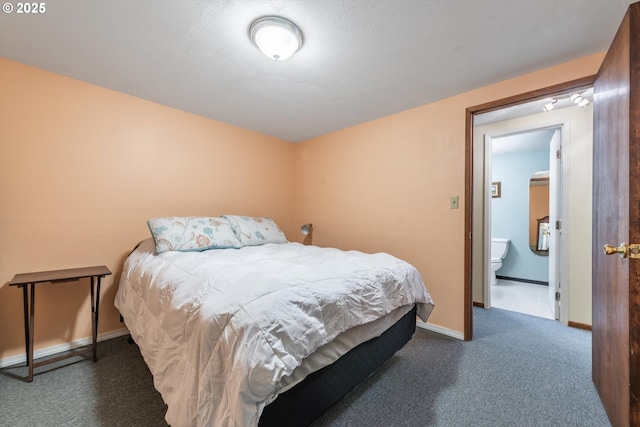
[[480, 126, 561, 320], [483, 127, 559, 318], [464, 77, 596, 340]]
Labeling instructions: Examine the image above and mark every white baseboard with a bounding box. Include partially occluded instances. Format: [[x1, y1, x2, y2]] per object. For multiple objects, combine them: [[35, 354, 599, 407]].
[[416, 319, 464, 340], [0, 328, 130, 369]]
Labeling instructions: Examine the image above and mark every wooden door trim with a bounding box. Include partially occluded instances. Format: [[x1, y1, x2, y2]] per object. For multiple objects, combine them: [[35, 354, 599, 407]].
[[627, 4, 639, 424], [463, 75, 596, 341]]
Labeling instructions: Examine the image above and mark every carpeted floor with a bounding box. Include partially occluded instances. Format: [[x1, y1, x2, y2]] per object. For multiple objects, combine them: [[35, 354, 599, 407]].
[[0, 307, 611, 426]]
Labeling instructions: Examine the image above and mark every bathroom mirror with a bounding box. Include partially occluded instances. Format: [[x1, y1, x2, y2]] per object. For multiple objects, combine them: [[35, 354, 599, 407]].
[[529, 171, 549, 256], [537, 216, 550, 252]]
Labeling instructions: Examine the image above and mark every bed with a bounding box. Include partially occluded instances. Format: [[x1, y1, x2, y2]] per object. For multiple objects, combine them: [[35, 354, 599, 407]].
[[115, 216, 434, 427]]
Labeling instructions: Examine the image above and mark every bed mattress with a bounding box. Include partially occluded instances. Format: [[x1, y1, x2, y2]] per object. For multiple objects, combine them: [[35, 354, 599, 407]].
[[272, 303, 413, 398]]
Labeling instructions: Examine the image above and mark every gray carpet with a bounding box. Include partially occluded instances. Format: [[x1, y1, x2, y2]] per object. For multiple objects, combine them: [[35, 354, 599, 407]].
[[0, 307, 611, 426]]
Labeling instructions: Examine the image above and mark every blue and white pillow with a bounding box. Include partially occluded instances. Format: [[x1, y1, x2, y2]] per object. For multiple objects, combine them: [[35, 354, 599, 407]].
[[147, 217, 242, 253], [222, 215, 287, 246]]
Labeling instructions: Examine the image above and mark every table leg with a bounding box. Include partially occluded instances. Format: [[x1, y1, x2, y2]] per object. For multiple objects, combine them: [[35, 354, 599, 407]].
[[27, 283, 35, 382], [21, 285, 29, 367], [90, 276, 101, 362]]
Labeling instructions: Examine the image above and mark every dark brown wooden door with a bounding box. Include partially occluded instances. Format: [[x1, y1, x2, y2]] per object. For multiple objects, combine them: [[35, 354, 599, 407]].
[[592, 2, 640, 426]]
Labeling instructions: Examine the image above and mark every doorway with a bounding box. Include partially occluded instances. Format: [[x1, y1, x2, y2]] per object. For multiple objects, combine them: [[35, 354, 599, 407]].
[[463, 5, 640, 422], [482, 126, 561, 320], [463, 76, 596, 340]]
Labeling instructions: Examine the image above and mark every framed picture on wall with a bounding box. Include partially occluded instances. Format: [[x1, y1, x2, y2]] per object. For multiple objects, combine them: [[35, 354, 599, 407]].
[[491, 182, 501, 198]]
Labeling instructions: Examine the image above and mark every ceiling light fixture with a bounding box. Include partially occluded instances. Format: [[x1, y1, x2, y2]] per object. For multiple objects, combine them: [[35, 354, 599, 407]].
[[249, 16, 303, 61], [570, 92, 590, 108], [578, 98, 590, 108], [543, 99, 557, 112]]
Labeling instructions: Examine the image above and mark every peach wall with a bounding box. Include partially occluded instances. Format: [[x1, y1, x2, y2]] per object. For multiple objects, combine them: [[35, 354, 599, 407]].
[[293, 53, 605, 334], [0, 58, 295, 360], [0, 52, 605, 361]]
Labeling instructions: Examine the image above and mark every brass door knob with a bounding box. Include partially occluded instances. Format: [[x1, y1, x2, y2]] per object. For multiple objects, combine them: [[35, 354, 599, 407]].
[[603, 243, 628, 258]]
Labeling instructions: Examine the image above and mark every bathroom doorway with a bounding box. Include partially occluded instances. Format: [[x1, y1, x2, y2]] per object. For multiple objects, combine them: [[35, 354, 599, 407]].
[[483, 126, 561, 320], [471, 87, 594, 326]]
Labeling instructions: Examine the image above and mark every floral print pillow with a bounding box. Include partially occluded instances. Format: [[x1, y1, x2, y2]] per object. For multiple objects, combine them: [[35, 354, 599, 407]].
[[222, 215, 288, 246], [147, 217, 242, 253]]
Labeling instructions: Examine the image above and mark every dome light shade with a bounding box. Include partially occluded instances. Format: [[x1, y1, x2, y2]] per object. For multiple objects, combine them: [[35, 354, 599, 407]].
[[250, 16, 303, 61]]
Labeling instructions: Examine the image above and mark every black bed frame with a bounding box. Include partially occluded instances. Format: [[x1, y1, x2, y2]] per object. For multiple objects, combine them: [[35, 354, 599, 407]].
[[258, 305, 418, 427]]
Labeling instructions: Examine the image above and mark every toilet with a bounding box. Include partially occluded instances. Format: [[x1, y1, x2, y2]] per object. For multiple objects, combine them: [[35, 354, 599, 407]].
[[490, 238, 510, 286]]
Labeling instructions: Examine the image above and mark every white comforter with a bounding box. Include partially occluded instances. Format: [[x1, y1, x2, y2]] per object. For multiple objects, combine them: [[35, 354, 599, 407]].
[[115, 239, 434, 427]]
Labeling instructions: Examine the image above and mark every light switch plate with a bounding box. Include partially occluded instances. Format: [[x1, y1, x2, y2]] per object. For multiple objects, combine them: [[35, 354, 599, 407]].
[[450, 196, 459, 209]]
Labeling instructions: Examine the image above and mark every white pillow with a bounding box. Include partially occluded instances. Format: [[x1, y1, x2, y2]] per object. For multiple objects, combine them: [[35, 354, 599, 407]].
[[147, 217, 242, 253], [222, 215, 287, 246]]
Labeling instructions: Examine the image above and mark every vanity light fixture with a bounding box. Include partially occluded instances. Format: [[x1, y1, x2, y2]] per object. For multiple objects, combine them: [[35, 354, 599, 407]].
[[249, 16, 303, 61], [543, 98, 557, 112]]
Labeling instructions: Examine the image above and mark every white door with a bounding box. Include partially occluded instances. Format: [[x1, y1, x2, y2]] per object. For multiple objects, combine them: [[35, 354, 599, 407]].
[[548, 129, 561, 320]]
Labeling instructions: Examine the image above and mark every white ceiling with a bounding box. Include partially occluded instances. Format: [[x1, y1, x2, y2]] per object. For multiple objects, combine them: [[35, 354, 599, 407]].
[[0, 0, 633, 142], [492, 128, 556, 156]]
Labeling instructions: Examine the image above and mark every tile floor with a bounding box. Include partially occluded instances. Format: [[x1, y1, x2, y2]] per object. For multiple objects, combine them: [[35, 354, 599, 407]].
[[490, 278, 555, 320]]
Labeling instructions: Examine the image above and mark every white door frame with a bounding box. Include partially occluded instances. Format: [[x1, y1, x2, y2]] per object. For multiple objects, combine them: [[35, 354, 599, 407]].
[[478, 119, 570, 324], [483, 134, 493, 307], [548, 128, 562, 320]]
